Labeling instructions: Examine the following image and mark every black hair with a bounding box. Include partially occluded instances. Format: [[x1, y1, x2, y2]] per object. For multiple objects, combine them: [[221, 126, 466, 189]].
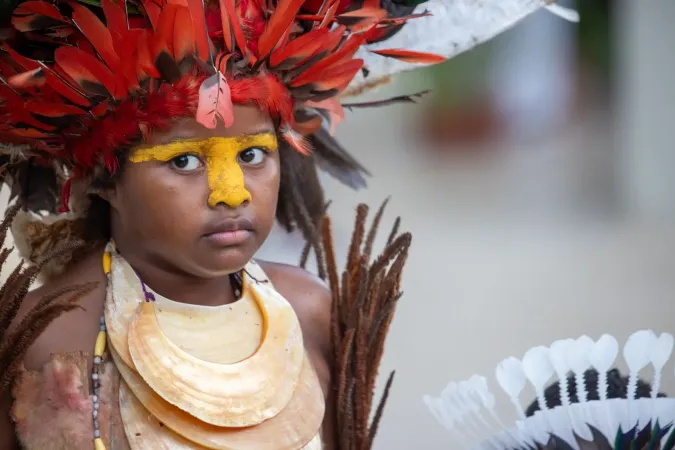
[[525, 368, 666, 417], [84, 138, 325, 243]]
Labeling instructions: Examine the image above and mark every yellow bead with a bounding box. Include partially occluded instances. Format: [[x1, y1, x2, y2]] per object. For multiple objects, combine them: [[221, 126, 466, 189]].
[[94, 331, 107, 357], [94, 438, 106, 450], [102, 252, 111, 275]]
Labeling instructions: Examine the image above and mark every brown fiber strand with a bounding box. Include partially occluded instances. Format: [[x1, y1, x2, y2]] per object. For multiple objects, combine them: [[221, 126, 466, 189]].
[[336, 328, 355, 417], [321, 201, 411, 450], [369, 233, 411, 279], [321, 216, 340, 310], [380, 245, 409, 308], [347, 204, 368, 278], [0, 302, 82, 392], [0, 247, 13, 269], [352, 260, 369, 315], [340, 269, 350, 326], [365, 370, 396, 450], [336, 329, 355, 448], [363, 197, 389, 263], [0, 282, 96, 368], [365, 271, 384, 321], [321, 216, 342, 362], [386, 216, 401, 246], [0, 265, 33, 333], [367, 299, 401, 399], [353, 306, 369, 449], [0, 202, 21, 235], [340, 378, 356, 450]]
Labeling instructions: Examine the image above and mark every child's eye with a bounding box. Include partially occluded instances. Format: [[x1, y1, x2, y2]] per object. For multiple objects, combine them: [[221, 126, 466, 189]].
[[238, 148, 266, 166], [170, 154, 202, 171]]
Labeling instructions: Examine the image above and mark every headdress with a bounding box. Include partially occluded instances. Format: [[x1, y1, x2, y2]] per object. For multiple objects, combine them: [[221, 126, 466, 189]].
[[0, 0, 575, 213], [425, 330, 675, 449]]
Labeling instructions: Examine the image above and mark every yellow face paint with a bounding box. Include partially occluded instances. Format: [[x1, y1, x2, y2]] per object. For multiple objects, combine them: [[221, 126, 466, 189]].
[[130, 133, 278, 208]]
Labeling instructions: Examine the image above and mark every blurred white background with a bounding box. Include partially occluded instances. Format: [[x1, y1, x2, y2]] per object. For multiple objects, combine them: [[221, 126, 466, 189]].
[[3, 0, 675, 448]]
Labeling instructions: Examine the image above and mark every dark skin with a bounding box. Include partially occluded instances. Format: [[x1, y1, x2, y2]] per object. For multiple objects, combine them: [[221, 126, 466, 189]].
[[0, 105, 336, 449]]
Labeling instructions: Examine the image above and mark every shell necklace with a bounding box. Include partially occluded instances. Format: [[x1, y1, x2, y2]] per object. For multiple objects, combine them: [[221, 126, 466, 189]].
[[100, 243, 324, 449]]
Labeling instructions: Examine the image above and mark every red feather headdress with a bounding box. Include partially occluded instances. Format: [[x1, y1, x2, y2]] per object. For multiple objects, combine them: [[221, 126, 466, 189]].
[[0, 0, 442, 175]]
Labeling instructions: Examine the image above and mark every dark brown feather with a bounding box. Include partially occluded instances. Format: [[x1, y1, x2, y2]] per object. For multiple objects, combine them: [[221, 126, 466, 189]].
[[309, 127, 370, 190]]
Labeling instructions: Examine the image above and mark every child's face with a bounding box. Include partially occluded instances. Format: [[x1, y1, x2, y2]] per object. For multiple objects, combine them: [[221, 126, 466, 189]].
[[104, 104, 280, 277]]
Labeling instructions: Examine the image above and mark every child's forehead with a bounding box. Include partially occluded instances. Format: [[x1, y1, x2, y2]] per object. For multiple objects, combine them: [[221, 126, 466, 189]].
[[151, 110, 275, 144]]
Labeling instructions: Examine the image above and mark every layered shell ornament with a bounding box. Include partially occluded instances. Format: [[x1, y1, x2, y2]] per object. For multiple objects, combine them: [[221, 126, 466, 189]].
[[103, 243, 324, 449]]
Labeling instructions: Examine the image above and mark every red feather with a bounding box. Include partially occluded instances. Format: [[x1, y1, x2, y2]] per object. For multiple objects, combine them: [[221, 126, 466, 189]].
[[336, 7, 387, 31], [305, 97, 344, 134], [26, 101, 85, 117], [257, 0, 305, 58], [187, 0, 211, 61], [91, 99, 110, 118], [11, 1, 70, 32], [136, 30, 161, 79], [101, 0, 128, 50], [152, 4, 180, 60], [290, 27, 373, 87], [294, 113, 322, 135], [55, 47, 127, 100], [370, 48, 446, 64], [141, 0, 162, 29], [319, 1, 340, 28], [70, 3, 120, 70], [7, 68, 44, 88], [41, 67, 90, 107], [173, 6, 196, 61], [219, 0, 247, 54], [269, 28, 329, 68], [307, 58, 362, 92], [281, 127, 311, 155], [2, 45, 39, 71]]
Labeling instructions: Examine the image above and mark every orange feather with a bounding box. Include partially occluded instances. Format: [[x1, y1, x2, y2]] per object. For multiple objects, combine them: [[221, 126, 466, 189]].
[[55, 46, 127, 100], [70, 3, 120, 70], [187, 0, 210, 61], [257, 0, 305, 58], [370, 48, 446, 64]]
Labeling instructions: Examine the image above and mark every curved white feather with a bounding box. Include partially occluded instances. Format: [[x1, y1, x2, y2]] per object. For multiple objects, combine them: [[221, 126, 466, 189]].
[[346, 0, 570, 96]]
